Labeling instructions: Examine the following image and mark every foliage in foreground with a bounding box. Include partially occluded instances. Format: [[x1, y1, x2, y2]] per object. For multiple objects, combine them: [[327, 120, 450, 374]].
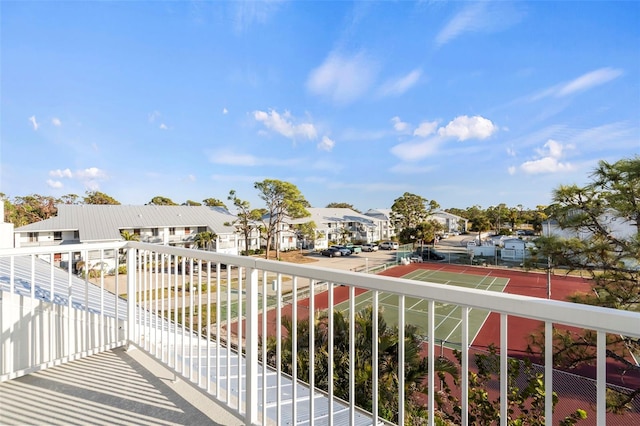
[[265, 306, 586, 425], [533, 157, 640, 412]]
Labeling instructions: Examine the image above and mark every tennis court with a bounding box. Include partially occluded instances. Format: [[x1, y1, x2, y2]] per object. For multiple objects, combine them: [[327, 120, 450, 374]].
[[333, 269, 509, 347]]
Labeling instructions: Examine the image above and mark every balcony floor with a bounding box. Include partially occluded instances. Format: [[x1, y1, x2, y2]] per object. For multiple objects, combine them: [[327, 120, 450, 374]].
[[0, 347, 244, 426]]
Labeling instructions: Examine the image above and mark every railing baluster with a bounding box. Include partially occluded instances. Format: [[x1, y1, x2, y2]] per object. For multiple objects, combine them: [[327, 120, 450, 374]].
[[181, 256, 186, 375], [292, 276, 298, 424], [276, 273, 282, 426], [545, 321, 553, 424], [461, 307, 469, 426], [427, 299, 435, 426], [226, 264, 231, 404], [216, 263, 221, 398], [597, 330, 606, 425], [237, 266, 243, 412], [206, 260, 211, 393], [189, 258, 194, 381], [99, 249, 104, 349], [500, 313, 508, 426], [261, 270, 268, 423], [126, 247, 136, 349], [245, 266, 258, 425], [399, 295, 406, 425], [328, 282, 334, 426], [309, 279, 315, 426], [174, 255, 179, 370], [349, 285, 355, 426], [197, 259, 202, 388], [372, 290, 379, 424], [154, 252, 159, 358]]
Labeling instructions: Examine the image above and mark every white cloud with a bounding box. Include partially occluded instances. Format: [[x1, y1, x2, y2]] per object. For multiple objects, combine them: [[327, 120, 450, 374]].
[[51, 118, 62, 127], [390, 137, 443, 162], [413, 120, 439, 137], [29, 115, 39, 130], [556, 67, 623, 97], [378, 69, 422, 97], [253, 109, 317, 141], [159, 123, 168, 130], [209, 150, 302, 167], [310, 159, 341, 171], [530, 68, 624, 101], [46, 179, 63, 189], [391, 116, 410, 133], [519, 139, 574, 174], [438, 115, 497, 141], [436, 2, 523, 47], [317, 136, 335, 152], [76, 167, 107, 179], [232, 0, 282, 32], [223, 108, 228, 114], [148, 111, 161, 122], [211, 151, 260, 166], [307, 51, 378, 104], [49, 168, 73, 178], [508, 166, 517, 175]]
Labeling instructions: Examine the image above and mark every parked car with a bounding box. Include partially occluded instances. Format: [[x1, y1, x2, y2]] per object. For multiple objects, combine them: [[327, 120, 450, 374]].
[[379, 241, 399, 250], [321, 247, 342, 257], [416, 247, 445, 261], [361, 243, 379, 252], [331, 246, 352, 256], [344, 243, 362, 254]]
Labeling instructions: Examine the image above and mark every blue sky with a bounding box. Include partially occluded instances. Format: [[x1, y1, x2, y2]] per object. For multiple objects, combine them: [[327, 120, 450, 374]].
[[1, 1, 639, 212]]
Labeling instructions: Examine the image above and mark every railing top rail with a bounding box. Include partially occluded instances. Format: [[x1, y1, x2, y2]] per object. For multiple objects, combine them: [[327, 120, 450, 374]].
[[3, 241, 638, 338], [0, 241, 127, 256], [125, 242, 640, 338]]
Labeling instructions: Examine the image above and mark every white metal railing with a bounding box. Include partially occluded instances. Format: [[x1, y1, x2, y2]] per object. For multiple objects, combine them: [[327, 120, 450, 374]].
[[2, 241, 640, 425]]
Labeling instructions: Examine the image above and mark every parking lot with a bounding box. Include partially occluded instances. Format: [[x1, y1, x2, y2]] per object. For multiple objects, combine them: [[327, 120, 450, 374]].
[[305, 248, 399, 272]]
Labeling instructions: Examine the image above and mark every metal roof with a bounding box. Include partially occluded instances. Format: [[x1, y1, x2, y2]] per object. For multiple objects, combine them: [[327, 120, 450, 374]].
[[15, 205, 238, 242], [288, 207, 377, 226]]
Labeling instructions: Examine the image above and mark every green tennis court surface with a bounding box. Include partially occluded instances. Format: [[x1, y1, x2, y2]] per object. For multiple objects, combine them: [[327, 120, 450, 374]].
[[334, 270, 509, 347]]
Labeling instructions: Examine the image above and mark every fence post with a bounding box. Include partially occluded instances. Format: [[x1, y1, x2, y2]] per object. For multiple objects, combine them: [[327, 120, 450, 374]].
[[126, 246, 136, 349], [245, 266, 258, 425]]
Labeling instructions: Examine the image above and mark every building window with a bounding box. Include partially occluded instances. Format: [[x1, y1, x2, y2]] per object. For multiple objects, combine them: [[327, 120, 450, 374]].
[[28, 232, 37, 242], [73, 231, 80, 239], [54, 231, 62, 241], [133, 229, 141, 236], [185, 227, 191, 235], [169, 227, 175, 236], [152, 228, 159, 237], [198, 226, 207, 233]]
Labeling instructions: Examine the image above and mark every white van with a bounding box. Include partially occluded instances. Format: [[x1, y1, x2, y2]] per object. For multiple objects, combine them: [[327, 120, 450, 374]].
[[379, 241, 399, 250]]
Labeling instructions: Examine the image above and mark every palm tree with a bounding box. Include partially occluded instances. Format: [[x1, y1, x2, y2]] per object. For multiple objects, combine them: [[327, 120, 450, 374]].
[[265, 305, 458, 423], [120, 230, 140, 241], [193, 231, 216, 251]]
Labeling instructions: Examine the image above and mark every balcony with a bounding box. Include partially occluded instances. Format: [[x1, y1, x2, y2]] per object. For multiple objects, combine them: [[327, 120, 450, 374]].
[[1, 242, 639, 425]]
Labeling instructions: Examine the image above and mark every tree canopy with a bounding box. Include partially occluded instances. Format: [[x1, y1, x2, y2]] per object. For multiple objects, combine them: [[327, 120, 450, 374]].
[[390, 192, 439, 232], [83, 191, 120, 205], [226, 190, 263, 256], [326, 202, 360, 213], [534, 156, 640, 413], [254, 179, 310, 259], [202, 198, 228, 209], [147, 196, 178, 206]]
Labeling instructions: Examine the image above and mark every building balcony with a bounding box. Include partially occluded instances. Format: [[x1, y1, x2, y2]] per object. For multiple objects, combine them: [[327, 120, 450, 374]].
[[1, 242, 639, 425]]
